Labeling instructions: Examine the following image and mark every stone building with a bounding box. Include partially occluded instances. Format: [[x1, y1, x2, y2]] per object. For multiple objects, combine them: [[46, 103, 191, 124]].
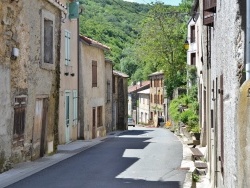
[[148, 71, 165, 127], [191, 0, 249, 187], [0, 0, 63, 172], [79, 35, 111, 140], [113, 70, 129, 130]]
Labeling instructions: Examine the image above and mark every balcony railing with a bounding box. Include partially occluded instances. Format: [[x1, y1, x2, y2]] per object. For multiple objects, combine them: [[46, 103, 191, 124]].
[[203, 0, 216, 26], [204, 0, 216, 12]]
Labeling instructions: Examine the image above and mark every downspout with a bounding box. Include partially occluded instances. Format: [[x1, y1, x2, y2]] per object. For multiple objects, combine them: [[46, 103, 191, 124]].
[[77, 16, 83, 139], [246, 1, 250, 80]]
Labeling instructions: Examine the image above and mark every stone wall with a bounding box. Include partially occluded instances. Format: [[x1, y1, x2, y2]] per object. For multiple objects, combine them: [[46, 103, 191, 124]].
[[0, 0, 61, 171]]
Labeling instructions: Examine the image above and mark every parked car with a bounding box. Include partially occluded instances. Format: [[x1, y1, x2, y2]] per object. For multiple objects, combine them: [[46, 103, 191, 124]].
[[128, 118, 135, 127]]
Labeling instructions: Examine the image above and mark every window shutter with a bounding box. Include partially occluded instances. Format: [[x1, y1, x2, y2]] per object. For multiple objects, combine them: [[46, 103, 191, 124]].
[[92, 61, 97, 87], [73, 90, 78, 125]]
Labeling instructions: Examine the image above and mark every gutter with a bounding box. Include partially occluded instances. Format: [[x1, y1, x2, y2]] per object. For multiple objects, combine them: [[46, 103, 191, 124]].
[[246, 1, 250, 80]]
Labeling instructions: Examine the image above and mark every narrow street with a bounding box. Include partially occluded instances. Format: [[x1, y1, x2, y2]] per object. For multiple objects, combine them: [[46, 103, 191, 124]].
[[6, 127, 187, 188]]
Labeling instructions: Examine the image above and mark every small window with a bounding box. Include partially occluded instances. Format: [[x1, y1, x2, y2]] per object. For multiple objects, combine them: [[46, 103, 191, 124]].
[[191, 53, 196, 66], [107, 80, 111, 102], [112, 76, 116, 93], [92, 61, 97, 87], [190, 25, 195, 43], [41, 9, 55, 70]]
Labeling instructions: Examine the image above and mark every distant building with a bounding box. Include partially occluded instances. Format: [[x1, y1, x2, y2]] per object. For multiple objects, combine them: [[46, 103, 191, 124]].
[[138, 89, 150, 124], [128, 81, 150, 123], [148, 71, 164, 127]]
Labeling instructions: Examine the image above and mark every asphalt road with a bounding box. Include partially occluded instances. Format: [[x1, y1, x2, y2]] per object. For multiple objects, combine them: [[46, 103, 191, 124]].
[[7, 127, 187, 188]]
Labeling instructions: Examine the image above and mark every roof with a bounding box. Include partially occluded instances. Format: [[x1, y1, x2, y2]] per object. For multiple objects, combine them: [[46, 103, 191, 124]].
[[128, 81, 150, 93], [138, 89, 150, 94], [148, 71, 164, 77], [79, 35, 110, 51], [113, 70, 129, 78]]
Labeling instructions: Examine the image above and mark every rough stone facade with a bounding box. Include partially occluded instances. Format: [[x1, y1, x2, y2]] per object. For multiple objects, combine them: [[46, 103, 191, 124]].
[[197, 0, 247, 187], [0, 0, 61, 172], [113, 70, 129, 130]]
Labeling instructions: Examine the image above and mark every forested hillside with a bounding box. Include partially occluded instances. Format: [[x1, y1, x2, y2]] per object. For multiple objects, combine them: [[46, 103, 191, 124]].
[[79, 0, 194, 97], [79, 0, 150, 66]]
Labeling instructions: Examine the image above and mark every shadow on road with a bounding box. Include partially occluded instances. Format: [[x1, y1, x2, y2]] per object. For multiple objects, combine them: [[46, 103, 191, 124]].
[[118, 130, 154, 136], [7, 137, 183, 188]]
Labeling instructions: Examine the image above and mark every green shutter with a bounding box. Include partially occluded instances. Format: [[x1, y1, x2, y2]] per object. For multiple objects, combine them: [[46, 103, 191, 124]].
[[69, 1, 79, 19]]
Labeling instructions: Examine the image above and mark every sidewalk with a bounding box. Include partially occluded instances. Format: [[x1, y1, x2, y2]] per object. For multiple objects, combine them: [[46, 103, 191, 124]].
[[0, 131, 123, 188]]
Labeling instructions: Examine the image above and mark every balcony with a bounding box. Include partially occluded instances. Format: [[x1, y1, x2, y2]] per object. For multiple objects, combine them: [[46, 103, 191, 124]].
[[204, 0, 216, 12], [203, 0, 216, 26]]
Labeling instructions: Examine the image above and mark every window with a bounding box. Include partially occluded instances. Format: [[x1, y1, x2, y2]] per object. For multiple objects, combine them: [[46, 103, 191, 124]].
[[107, 80, 111, 102], [13, 96, 27, 145], [150, 79, 152, 87], [190, 25, 195, 43], [112, 76, 116, 93], [191, 53, 196, 66], [73, 90, 78, 125], [41, 9, 55, 70], [97, 106, 103, 127], [65, 92, 70, 128], [92, 61, 97, 87], [65, 30, 71, 66]]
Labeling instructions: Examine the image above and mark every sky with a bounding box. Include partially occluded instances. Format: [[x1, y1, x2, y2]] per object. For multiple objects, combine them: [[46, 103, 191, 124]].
[[123, 0, 182, 6]]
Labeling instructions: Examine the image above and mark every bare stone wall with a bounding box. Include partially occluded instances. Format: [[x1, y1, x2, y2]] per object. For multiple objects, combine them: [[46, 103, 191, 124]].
[[0, 0, 60, 171]]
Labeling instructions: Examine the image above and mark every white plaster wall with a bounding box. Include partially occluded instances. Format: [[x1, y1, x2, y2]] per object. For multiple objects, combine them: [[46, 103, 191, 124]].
[[210, 0, 243, 186], [138, 93, 150, 124]]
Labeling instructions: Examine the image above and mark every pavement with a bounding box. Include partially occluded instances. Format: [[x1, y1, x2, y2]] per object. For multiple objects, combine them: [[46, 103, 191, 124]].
[[0, 128, 208, 188]]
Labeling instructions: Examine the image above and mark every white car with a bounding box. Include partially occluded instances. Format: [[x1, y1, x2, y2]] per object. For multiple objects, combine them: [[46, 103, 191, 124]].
[[128, 118, 135, 127]]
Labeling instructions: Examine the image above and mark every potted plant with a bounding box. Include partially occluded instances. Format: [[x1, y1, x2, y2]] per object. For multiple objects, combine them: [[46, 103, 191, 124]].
[[191, 125, 201, 140]]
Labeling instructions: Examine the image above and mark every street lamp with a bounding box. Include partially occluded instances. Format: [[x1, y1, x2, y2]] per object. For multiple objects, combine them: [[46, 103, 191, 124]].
[[184, 39, 189, 50]]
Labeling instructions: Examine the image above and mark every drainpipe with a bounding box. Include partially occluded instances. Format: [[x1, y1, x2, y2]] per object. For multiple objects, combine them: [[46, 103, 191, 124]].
[[77, 16, 83, 139], [246, 1, 250, 80]]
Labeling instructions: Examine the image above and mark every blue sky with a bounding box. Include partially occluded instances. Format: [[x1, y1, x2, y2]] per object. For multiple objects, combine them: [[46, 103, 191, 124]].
[[123, 0, 182, 6]]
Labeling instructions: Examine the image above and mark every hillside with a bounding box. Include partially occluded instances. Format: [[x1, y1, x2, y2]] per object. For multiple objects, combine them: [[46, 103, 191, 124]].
[[79, 0, 151, 68]]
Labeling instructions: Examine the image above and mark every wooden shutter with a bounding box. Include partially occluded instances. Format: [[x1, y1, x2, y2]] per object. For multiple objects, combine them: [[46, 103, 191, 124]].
[[13, 97, 27, 145], [73, 90, 78, 125], [92, 61, 97, 87]]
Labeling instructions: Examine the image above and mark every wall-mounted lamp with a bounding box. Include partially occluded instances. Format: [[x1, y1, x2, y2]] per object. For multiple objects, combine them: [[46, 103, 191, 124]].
[[11, 48, 19, 60], [184, 39, 189, 50]]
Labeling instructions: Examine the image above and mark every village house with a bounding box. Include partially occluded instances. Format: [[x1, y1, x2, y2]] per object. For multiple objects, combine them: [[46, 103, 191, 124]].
[[187, 0, 250, 187], [113, 70, 129, 130], [0, 0, 65, 172], [137, 89, 150, 124], [148, 71, 165, 127], [58, 0, 79, 144], [128, 81, 150, 123], [78, 35, 112, 139]]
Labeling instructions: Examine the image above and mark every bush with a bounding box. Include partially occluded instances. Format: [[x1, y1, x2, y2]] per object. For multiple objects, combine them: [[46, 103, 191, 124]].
[[180, 109, 193, 124]]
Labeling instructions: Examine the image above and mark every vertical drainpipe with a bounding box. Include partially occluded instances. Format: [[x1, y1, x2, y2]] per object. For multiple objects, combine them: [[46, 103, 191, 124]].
[[77, 16, 83, 139], [246, 0, 250, 80]]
